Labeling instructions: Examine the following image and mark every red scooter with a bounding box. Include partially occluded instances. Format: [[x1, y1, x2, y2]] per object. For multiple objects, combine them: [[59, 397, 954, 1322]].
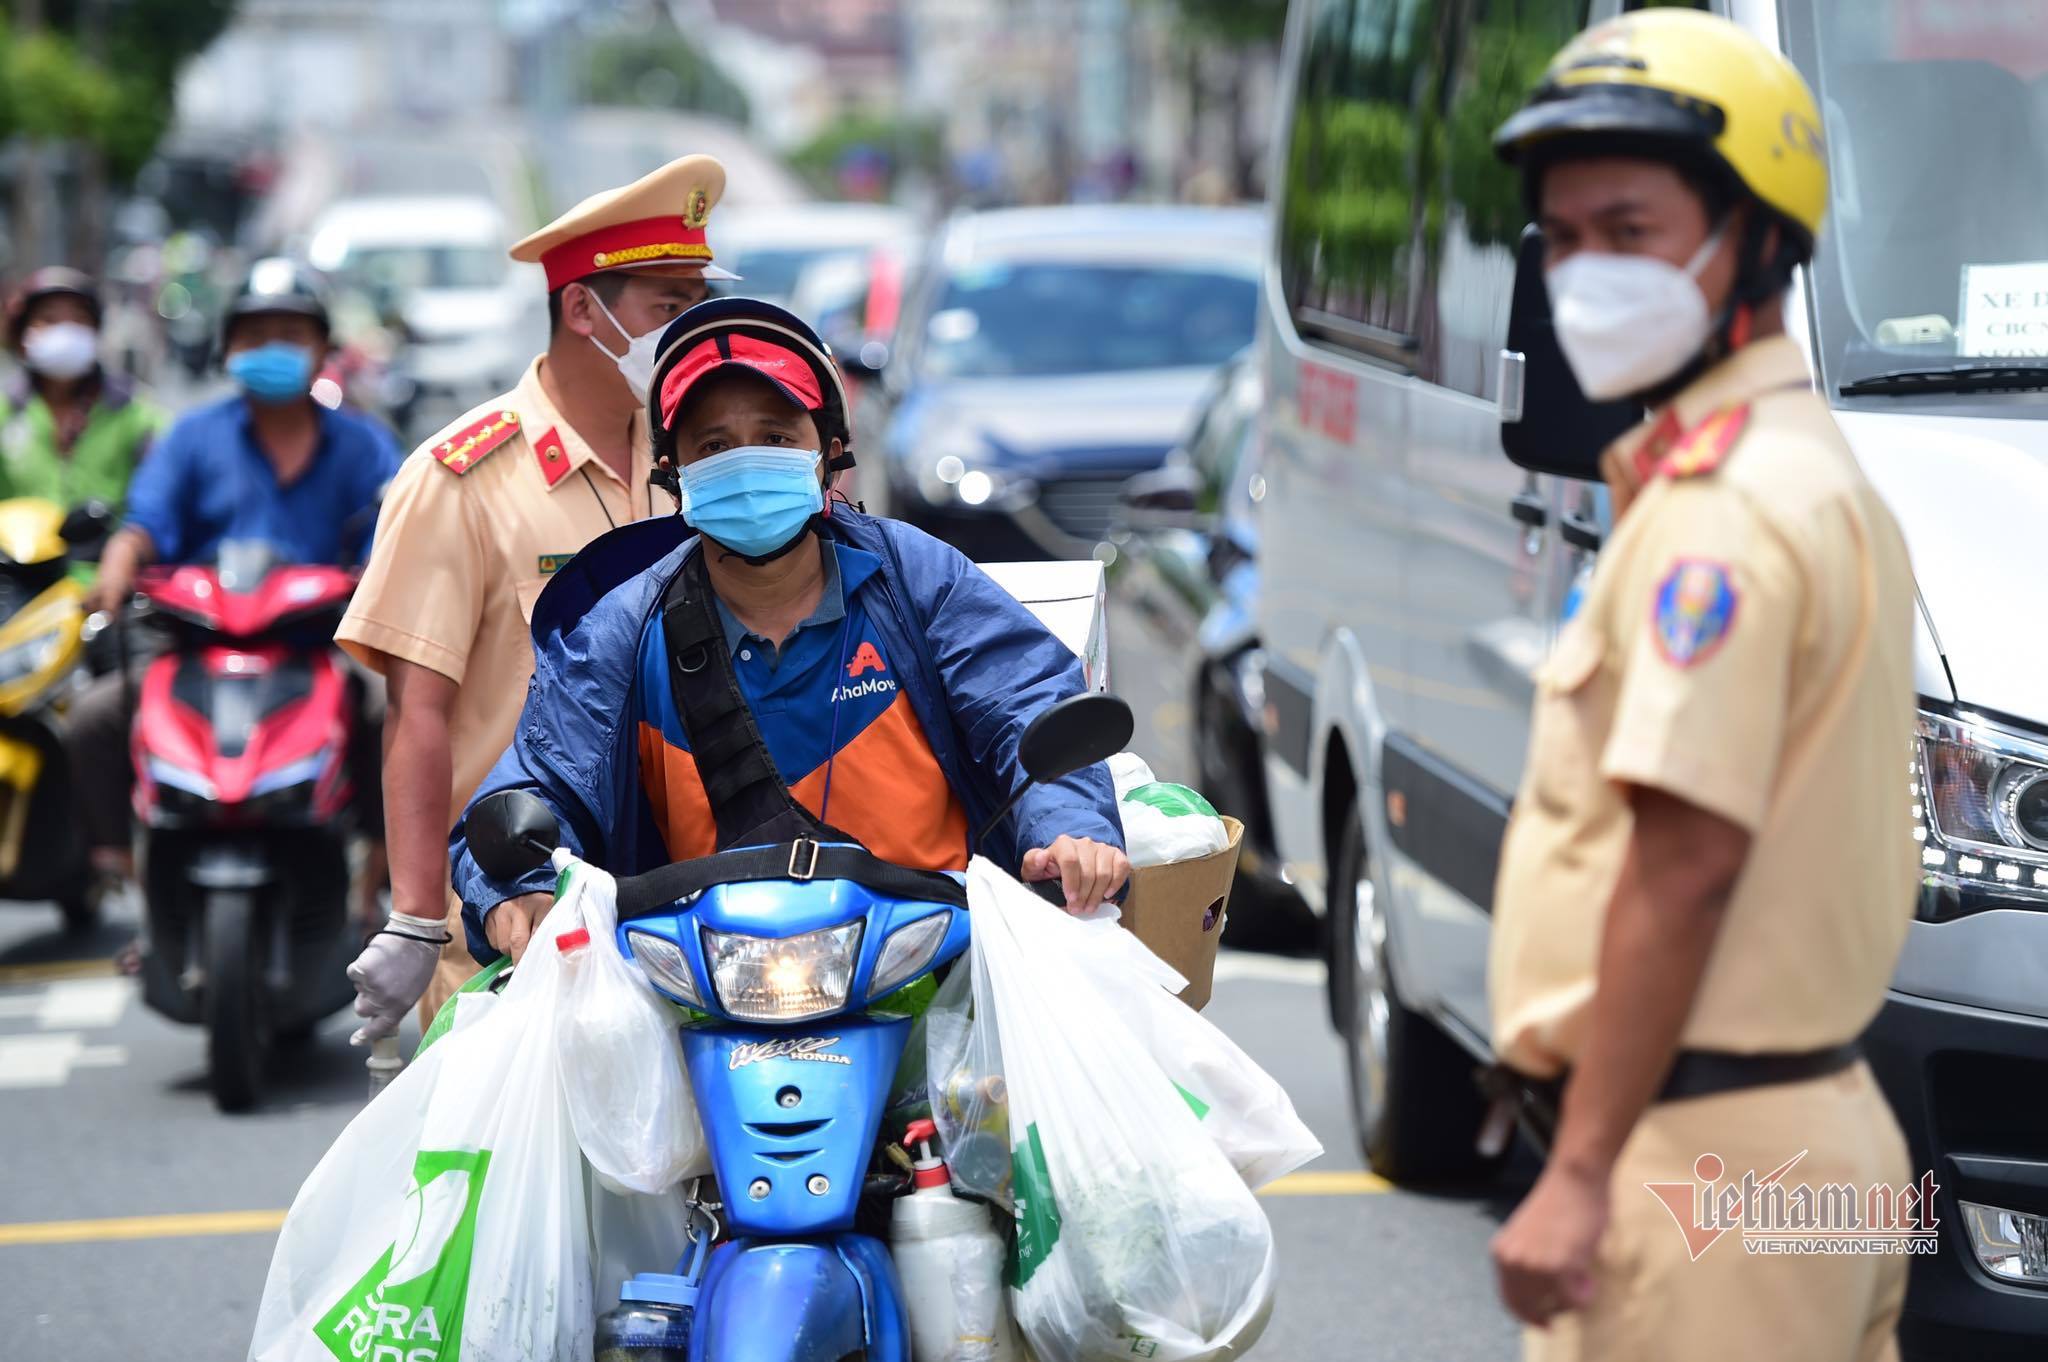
[[129, 541, 364, 1111]]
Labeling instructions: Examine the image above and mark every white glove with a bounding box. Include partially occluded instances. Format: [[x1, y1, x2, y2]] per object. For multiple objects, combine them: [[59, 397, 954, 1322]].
[[346, 911, 450, 1045]]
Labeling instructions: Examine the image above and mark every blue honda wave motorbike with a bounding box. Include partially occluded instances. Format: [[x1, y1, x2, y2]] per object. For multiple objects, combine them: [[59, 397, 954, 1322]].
[[466, 692, 1133, 1362]]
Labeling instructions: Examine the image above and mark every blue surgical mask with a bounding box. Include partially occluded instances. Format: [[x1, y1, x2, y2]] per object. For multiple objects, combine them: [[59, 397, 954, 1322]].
[[227, 342, 316, 403], [678, 446, 825, 559]]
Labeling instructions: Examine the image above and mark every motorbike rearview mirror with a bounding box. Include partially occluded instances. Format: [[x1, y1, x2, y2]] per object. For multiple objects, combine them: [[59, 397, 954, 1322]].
[[1499, 224, 1643, 481], [978, 693, 1136, 849], [1121, 462, 1203, 518], [58, 500, 113, 544], [467, 790, 561, 882]]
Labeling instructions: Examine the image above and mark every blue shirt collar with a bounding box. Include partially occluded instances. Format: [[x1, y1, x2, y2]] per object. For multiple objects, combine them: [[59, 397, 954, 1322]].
[[714, 538, 881, 659]]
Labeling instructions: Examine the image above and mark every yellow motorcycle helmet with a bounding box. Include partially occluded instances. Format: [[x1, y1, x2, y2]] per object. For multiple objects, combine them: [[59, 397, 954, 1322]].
[[1493, 9, 1827, 255]]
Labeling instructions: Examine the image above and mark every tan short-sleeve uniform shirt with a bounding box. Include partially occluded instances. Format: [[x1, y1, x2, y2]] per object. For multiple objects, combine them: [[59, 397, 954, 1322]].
[[336, 356, 655, 829], [1489, 337, 1919, 1077]]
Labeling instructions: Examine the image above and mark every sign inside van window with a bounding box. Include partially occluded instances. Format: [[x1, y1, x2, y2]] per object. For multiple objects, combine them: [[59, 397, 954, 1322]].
[[1959, 263, 2048, 357]]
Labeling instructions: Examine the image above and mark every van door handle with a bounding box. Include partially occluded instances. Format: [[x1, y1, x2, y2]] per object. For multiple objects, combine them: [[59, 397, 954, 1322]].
[[1509, 492, 1548, 529], [1560, 511, 1604, 553]]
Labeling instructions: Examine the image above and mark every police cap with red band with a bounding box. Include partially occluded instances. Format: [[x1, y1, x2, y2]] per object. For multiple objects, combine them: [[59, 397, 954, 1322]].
[[649, 297, 853, 466], [510, 154, 737, 292]]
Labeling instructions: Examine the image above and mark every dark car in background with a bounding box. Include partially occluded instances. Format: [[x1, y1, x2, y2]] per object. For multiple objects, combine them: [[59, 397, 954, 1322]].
[[861, 205, 1264, 560]]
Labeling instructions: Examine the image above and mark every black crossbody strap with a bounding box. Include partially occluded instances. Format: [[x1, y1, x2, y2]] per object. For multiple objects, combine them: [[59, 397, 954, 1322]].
[[659, 548, 858, 851], [618, 840, 967, 920]]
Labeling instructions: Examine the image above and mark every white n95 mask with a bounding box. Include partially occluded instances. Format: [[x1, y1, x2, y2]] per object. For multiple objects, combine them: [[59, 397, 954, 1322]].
[[1546, 227, 1725, 401], [587, 290, 664, 403]]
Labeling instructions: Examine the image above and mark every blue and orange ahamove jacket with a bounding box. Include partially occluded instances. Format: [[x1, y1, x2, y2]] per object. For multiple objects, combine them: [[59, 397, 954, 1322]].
[[449, 507, 1124, 962]]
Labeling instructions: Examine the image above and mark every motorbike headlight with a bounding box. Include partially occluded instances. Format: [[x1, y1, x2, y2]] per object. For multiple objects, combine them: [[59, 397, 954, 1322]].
[[1915, 709, 2048, 919], [871, 914, 950, 999], [0, 628, 65, 687], [147, 755, 216, 800], [625, 929, 703, 1008], [704, 921, 861, 1022]]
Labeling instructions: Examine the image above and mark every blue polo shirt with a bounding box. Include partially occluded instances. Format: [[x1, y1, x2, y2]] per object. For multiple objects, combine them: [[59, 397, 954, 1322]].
[[631, 541, 971, 869], [123, 395, 402, 566]]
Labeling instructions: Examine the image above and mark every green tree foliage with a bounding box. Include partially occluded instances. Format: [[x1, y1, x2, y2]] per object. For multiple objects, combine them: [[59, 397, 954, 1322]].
[[3, 0, 237, 180], [581, 28, 749, 125], [1157, 0, 1288, 45], [0, 21, 115, 142]]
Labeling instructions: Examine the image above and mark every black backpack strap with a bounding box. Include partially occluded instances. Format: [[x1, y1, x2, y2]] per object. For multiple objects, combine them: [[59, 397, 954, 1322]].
[[617, 840, 968, 920], [659, 548, 857, 850]]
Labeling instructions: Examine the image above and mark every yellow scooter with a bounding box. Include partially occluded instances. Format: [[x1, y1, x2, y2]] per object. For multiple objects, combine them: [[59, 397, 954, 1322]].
[[0, 498, 109, 932]]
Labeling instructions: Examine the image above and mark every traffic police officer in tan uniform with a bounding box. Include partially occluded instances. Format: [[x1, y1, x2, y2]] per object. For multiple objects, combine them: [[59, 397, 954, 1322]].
[[337, 155, 740, 1041], [1484, 13, 1918, 1360]]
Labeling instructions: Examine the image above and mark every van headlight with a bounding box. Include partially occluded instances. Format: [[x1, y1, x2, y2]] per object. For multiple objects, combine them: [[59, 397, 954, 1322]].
[[704, 921, 861, 1022], [1914, 709, 2048, 919]]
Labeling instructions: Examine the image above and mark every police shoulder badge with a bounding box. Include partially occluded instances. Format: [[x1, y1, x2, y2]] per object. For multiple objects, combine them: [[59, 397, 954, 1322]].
[[1652, 559, 1738, 666]]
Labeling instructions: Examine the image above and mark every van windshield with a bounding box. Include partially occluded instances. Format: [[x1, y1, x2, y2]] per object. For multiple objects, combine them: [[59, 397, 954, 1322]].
[[1783, 0, 2048, 409]]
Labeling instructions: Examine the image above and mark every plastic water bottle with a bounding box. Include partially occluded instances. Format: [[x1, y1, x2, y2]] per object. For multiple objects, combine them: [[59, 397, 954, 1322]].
[[891, 1119, 1022, 1362], [594, 1274, 694, 1362]]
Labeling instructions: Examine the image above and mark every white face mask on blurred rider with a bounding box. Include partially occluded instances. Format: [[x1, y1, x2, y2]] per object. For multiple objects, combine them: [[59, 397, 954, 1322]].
[[586, 288, 662, 404], [1546, 225, 1726, 401], [23, 322, 99, 381]]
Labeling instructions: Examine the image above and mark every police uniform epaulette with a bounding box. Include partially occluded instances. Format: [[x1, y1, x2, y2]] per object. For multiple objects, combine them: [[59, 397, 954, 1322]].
[[1658, 403, 1751, 480], [430, 409, 521, 474]]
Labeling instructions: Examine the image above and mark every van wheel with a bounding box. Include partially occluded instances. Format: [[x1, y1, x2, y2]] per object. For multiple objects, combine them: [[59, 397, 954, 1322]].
[[1332, 814, 1500, 1184]]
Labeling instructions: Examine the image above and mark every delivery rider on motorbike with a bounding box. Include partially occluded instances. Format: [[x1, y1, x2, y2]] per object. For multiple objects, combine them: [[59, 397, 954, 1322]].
[[438, 297, 1128, 966]]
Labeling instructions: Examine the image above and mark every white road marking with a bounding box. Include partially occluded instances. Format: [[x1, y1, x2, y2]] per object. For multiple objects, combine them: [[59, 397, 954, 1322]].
[[0, 1033, 129, 1088], [1213, 951, 1327, 987], [33, 977, 131, 1030]]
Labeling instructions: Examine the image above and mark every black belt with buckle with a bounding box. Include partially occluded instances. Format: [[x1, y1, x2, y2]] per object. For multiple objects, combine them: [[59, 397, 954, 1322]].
[[1477, 1041, 1863, 1156]]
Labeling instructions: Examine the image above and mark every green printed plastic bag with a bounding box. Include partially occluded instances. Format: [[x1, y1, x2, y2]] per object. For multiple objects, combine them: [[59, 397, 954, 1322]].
[[313, 1150, 490, 1361], [414, 958, 511, 1058], [250, 914, 596, 1362], [1122, 782, 1220, 819]]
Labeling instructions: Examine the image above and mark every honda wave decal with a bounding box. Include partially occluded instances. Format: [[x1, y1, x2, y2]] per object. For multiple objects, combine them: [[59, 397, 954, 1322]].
[[728, 1036, 852, 1070]]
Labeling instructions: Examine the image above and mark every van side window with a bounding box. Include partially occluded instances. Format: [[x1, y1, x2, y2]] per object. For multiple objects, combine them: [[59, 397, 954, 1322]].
[[1279, 0, 1444, 361], [1416, 0, 1590, 399]]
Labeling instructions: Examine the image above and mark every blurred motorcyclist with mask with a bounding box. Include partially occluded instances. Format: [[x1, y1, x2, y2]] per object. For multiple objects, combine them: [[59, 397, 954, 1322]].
[[76, 258, 401, 926], [0, 267, 166, 512]]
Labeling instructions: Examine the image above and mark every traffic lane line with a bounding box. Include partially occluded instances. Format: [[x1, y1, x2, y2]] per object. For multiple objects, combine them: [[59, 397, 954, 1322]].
[[0, 1208, 288, 1247], [0, 1172, 1387, 1246], [1261, 1169, 1391, 1195], [0, 957, 118, 986]]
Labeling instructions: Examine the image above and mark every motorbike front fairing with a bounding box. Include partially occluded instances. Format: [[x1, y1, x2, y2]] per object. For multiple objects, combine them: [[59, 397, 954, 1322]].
[[614, 854, 969, 1362]]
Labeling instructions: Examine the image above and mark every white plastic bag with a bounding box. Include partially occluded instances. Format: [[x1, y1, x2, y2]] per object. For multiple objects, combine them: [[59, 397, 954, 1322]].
[[1118, 782, 1231, 869], [931, 858, 1279, 1362], [1060, 912, 1321, 1189], [252, 918, 607, 1362], [552, 852, 709, 1194], [1107, 751, 1156, 801]]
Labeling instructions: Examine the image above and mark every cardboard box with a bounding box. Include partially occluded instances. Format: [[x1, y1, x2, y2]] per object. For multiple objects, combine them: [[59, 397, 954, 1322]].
[[1118, 816, 1243, 1011], [980, 559, 1110, 691]]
